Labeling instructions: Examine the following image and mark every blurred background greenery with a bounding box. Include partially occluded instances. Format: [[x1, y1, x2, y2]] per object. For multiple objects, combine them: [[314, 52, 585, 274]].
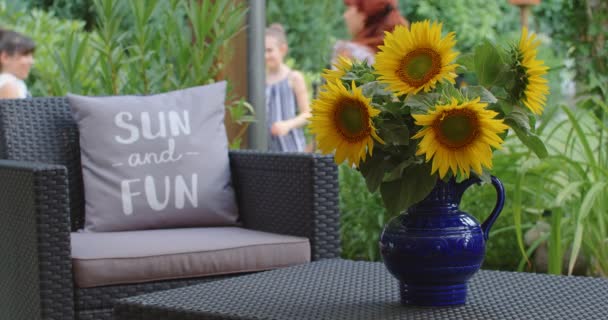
[[6, 0, 607, 276], [1, 0, 254, 148]]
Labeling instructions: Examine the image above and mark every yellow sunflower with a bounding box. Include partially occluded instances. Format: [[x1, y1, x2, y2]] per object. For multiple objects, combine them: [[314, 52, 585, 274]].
[[309, 81, 383, 167], [412, 98, 509, 178], [374, 20, 459, 95], [513, 27, 549, 115], [322, 56, 353, 84]]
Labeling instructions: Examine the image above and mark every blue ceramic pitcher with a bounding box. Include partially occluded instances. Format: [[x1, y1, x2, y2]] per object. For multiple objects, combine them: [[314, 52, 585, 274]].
[[379, 176, 505, 306]]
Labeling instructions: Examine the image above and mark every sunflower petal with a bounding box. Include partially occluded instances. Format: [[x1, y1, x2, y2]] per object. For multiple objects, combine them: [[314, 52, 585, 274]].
[[374, 20, 459, 96], [308, 79, 383, 168], [411, 98, 508, 178]]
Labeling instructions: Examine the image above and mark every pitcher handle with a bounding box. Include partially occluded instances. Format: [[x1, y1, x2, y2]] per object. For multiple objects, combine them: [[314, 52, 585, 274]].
[[480, 176, 505, 241]]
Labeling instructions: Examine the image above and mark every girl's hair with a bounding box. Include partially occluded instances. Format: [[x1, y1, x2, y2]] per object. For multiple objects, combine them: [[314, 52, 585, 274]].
[[343, 0, 408, 52], [265, 23, 288, 46], [0, 29, 36, 56]]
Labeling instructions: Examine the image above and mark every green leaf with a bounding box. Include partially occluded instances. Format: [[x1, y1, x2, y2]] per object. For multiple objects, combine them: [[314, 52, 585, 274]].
[[378, 122, 410, 146], [456, 53, 475, 72], [341, 72, 358, 81], [229, 137, 242, 150], [568, 223, 584, 276], [504, 107, 531, 132], [385, 158, 417, 181], [513, 170, 530, 270], [474, 40, 504, 87], [439, 82, 462, 100], [494, 99, 514, 115], [379, 163, 436, 215], [403, 93, 441, 113], [548, 209, 563, 275], [491, 87, 509, 101], [554, 181, 584, 207], [479, 169, 492, 184], [511, 126, 549, 159], [378, 101, 408, 118], [360, 81, 383, 97], [578, 182, 607, 221], [562, 106, 598, 177], [461, 86, 498, 103], [359, 151, 387, 193], [361, 73, 375, 83], [503, 106, 547, 158]]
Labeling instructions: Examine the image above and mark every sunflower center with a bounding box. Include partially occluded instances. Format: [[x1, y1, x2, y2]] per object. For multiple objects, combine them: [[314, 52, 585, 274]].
[[334, 99, 371, 142], [433, 109, 479, 148], [399, 48, 442, 87]]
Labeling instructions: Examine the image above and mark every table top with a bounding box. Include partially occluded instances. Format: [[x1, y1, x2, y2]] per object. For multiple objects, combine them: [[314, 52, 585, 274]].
[[114, 259, 608, 320]]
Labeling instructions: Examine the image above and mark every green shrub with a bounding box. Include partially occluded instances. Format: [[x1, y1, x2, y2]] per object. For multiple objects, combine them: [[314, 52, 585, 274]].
[[0, 0, 253, 148], [401, 0, 519, 52], [20, 0, 95, 29], [534, 0, 607, 93], [339, 164, 387, 262], [86, 0, 247, 96]]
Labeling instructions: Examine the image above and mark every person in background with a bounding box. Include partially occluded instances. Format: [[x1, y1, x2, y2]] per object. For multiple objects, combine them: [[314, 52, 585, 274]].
[[265, 23, 311, 152], [333, 0, 408, 64], [0, 29, 35, 99]]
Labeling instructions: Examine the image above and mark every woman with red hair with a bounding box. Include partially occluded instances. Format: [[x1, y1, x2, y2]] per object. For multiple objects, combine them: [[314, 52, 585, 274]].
[[333, 0, 409, 64]]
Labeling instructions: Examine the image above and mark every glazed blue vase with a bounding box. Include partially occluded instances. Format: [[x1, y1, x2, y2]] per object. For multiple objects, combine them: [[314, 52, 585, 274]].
[[379, 176, 505, 306]]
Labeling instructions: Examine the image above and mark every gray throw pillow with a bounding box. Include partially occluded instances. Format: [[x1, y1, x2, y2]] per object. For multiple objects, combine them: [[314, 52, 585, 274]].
[[68, 82, 239, 232]]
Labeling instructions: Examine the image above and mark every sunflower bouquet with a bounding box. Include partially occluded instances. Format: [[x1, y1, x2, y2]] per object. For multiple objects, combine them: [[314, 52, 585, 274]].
[[310, 21, 549, 215]]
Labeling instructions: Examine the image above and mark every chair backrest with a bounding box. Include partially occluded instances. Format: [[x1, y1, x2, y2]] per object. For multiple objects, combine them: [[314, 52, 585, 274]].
[[0, 98, 85, 230]]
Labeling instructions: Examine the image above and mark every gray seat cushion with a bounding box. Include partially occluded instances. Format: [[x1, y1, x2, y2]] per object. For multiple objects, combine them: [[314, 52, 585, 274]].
[[71, 227, 310, 288]]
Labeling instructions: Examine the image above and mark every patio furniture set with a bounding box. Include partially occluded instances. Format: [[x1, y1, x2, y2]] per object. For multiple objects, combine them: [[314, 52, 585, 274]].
[[0, 96, 339, 319], [1, 96, 607, 320]]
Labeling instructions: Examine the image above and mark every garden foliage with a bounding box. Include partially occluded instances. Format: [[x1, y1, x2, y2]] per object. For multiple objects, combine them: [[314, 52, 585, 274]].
[[1, 0, 254, 148]]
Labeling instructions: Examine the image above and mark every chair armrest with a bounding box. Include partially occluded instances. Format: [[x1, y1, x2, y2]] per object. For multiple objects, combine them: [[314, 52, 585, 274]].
[[229, 151, 340, 260], [0, 160, 74, 320]]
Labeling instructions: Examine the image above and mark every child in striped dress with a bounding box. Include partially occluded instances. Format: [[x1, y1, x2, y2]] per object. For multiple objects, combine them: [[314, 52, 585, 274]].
[[264, 23, 311, 152]]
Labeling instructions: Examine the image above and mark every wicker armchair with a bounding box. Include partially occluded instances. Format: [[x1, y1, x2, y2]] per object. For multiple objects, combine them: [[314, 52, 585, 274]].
[[0, 97, 340, 320]]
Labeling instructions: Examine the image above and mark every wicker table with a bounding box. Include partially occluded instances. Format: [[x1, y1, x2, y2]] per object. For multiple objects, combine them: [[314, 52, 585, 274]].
[[114, 259, 608, 320]]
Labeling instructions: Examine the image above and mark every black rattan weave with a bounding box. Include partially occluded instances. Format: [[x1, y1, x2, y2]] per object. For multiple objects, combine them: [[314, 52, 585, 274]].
[[230, 151, 340, 260], [0, 97, 340, 320], [0, 97, 85, 230], [114, 259, 608, 320], [75, 275, 235, 311], [76, 309, 112, 320], [0, 161, 75, 320]]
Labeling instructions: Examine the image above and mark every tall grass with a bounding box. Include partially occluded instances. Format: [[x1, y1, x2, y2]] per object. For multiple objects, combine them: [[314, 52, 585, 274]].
[[510, 95, 608, 276]]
